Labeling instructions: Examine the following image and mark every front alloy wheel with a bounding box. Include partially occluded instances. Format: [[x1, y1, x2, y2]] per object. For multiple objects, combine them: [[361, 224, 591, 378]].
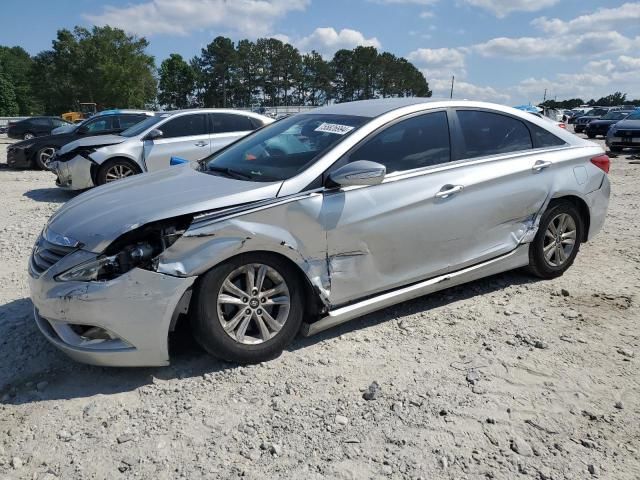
[[217, 264, 291, 345], [193, 253, 304, 363], [104, 164, 135, 182], [35, 147, 56, 170]]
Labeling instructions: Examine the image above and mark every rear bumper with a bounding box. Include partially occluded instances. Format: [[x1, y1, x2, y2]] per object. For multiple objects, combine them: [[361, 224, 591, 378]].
[[6, 146, 32, 168], [29, 249, 196, 367], [50, 155, 95, 190], [585, 175, 610, 241], [606, 137, 640, 149]]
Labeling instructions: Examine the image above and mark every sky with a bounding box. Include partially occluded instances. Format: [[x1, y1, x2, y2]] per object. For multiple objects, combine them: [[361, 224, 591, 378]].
[[1, 0, 639, 105]]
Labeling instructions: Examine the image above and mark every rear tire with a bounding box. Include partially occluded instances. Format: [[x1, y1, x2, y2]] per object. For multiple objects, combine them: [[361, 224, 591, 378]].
[[527, 201, 583, 279], [192, 253, 304, 364], [96, 158, 141, 186], [609, 146, 622, 153], [587, 133, 595, 139]]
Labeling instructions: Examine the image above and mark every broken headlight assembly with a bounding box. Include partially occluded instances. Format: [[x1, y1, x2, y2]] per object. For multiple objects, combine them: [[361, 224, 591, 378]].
[[56, 215, 192, 282]]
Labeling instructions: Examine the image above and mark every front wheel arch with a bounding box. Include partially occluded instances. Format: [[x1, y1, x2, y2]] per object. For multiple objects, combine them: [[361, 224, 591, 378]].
[[95, 157, 142, 185]]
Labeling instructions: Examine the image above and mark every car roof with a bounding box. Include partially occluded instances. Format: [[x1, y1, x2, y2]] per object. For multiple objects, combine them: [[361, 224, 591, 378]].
[[155, 108, 270, 119], [305, 98, 442, 118]]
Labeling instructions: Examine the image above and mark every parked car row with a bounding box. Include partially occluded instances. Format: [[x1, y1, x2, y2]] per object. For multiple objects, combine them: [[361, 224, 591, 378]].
[[25, 98, 611, 367], [7, 116, 73, 140]]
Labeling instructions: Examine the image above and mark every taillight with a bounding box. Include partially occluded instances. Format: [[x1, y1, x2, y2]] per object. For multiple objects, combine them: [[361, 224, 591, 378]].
[[591, 154, 610, 174], [558, 123, 566, 129]]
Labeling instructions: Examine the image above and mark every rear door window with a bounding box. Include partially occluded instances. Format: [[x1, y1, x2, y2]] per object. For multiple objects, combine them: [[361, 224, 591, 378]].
[[348, 111, 451, 173], [160, 114, 207, 138], [457, 110, 533, 159], [211, 113, 254, 133]]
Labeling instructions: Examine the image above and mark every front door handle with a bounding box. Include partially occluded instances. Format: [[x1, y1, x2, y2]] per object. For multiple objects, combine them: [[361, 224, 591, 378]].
[[194, 142, 208, 147], [532, 160, 552, 171], [435, 184, 464, 199]]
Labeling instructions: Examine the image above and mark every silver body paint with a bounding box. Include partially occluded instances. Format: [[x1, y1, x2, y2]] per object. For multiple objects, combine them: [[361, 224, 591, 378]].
[[29, 99, 610, 366]]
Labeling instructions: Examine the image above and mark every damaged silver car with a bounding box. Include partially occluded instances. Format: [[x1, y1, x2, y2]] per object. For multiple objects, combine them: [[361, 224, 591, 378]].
[[29, 98, 611, 366]]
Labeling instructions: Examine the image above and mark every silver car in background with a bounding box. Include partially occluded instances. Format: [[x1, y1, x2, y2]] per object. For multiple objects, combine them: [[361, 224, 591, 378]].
[[48, 109, 273, 190], [29, 98, 610, 367]]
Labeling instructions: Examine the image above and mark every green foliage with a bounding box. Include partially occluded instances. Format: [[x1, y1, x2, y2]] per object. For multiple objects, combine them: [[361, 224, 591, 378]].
[[1, 30, 431, 115], [0, 72, 19, 116], [0, 46, 35, 114], [158, 54, 195, 109]]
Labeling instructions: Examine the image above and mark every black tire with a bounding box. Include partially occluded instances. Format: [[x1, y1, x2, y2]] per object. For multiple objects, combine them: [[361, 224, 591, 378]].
[[95, 158, 141, 186], [587, 133, 595, 139], [609, 146, 622, 153], [34, 146, 57, 170], [192, 253, 304, 363], [527, 201, 584, 279]]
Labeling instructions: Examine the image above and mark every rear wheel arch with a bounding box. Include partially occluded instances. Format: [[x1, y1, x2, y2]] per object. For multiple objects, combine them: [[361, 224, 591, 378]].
[[549, 195, 590, 243]]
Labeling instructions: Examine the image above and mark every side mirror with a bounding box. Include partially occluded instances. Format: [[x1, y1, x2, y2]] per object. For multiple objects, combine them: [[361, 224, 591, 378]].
[[145, 128, 163, 141], [327, 160, 386, 188]]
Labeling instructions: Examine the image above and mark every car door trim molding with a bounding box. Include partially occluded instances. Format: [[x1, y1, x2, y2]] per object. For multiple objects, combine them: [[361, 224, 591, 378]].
[[301, 243, 530, 336]]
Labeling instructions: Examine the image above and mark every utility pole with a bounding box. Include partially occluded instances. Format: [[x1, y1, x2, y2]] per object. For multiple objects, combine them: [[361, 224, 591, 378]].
[[450, 76, 455, 99]]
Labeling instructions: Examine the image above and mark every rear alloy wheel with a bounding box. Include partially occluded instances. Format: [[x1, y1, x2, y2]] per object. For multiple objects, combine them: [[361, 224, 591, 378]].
[[527, 201, 583, 279], [96, 159, 140, 186], [192, 254, 303, 363], [23, 132, 35, 140], [35, 146, 56, 170]]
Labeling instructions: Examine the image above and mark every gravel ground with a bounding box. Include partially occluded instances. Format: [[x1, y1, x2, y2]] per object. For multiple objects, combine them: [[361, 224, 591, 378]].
[[0, 132, 639, 480]]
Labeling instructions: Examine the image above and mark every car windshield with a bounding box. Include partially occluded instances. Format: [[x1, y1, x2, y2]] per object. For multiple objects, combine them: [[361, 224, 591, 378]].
[[602, 111, 629, 120], [202, 113, 369, 182], [120, 114, 165, 137], [626, 111, 640, 121]]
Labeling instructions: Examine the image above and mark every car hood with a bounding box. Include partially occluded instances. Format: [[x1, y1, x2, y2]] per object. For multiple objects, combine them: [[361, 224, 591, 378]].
[[47, 163, 283, 252], [612, 119, 640, 130], [58, 134, 127, 154], [588, 119, 617, 126], [52, 125, 76, 135], [12, 133, 76, 149]]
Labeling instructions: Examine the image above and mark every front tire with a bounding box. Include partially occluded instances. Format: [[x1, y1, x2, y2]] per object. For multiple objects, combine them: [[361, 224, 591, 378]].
[[34, 146, 57, 170], [527, 201, 583, 279], [96, 158, 141, 186], [192, 253, 304, 363], [587, 133, 595, 139]]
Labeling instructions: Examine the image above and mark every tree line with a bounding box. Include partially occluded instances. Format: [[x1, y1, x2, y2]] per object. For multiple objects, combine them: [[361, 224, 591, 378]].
[[540, 92, 639, 110], [0, 26, 430, 116]]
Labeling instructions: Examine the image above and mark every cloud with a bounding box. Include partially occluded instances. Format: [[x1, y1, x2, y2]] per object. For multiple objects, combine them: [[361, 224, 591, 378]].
[[84, 0, 309, 37], [618, 55, 640, 70], [296, 28, 381, 57], [430, 77, 510, 103], [532, 2, 640, 35], [408, 47, 466, 72], [473, 31, 636, 58], [459, 0, 559, 18]]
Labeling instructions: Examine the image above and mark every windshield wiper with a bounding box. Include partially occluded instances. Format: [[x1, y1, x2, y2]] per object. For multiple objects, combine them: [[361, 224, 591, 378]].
[[206, 165, 253, 181]]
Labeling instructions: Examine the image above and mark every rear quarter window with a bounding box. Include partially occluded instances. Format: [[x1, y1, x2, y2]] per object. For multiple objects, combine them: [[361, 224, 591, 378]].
[[528, 122, 567, 148]]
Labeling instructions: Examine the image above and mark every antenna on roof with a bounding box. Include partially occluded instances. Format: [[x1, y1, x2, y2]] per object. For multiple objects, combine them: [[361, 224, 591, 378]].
[[450, 76, 455, 99]]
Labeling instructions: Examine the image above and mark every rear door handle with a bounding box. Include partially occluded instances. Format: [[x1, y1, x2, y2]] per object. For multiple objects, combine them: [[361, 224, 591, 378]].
[[532, 160, 552, 171], [435, 185, 464, 199], [194, 142, 208, 147]]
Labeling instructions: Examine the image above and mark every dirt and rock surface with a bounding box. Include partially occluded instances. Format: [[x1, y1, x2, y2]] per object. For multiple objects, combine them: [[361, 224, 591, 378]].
[[0, 132, 638, 480]]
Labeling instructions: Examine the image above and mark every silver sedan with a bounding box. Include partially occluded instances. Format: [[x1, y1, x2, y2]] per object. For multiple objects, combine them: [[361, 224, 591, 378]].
[[28, 98, 610, 366]]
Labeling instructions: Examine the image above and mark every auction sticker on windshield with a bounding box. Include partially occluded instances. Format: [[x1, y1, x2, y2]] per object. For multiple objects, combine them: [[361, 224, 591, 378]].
[[314, 123, 355, 135]]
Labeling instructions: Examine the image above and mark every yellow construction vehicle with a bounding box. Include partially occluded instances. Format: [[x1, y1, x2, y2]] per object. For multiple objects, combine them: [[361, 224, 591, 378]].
[[62, 102, 97, 123]]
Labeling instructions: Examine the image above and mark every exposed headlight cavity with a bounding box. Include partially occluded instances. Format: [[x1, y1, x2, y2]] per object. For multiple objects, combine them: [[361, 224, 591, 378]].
[[56, 215, 192, 282]]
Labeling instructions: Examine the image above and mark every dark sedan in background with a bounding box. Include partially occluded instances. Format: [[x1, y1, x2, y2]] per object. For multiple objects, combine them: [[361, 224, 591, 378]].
[[585, 110, 632, 138], [606, 110, 640, 152], [573, 108, 612, 133], [7, 117, 71, 140], [7, 111, 152, 170]]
